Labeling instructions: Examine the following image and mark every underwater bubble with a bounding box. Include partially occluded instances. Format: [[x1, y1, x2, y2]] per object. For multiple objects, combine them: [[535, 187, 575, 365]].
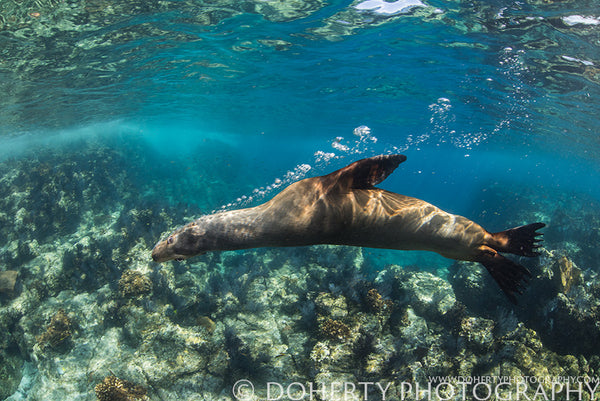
[[353, 125, 371, 137], [314, 150, 336, 164], [332, 141, 349, 152], [217, 126, 384, 211], [297, 163, 312, 174], [331, 136, 349, 152]]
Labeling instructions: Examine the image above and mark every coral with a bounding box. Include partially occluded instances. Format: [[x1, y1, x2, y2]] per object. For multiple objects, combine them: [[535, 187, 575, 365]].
[[94, 375, 147, 401], [365, 288, 394, 314], [2, 139, 600, 400], [459, 316, 495, 352], [319, 318, 351, 340], [314, 292, 348, 319], [36, 309, 72, 349], [118, 270, 152, 298]]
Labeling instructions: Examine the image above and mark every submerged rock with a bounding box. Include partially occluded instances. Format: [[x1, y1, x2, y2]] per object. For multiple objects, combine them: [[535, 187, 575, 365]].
[[551, 255, 582, 294], [459, 316, 495, 353], [448, 261, 508, 313], [1, 142, 600, 400], [389, 267, 456, 319], [0, 270, 18, 294], [315, 291, 348, 319], [0, 351, 23, 400]]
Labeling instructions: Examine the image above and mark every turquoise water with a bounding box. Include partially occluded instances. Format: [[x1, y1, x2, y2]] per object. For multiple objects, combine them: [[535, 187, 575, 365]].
[[1, 0, 600, 400], [2, 0, 599, 197]]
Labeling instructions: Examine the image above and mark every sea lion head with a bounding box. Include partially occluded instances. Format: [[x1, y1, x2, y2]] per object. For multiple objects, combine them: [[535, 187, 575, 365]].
[[151, 223, 205, 262]]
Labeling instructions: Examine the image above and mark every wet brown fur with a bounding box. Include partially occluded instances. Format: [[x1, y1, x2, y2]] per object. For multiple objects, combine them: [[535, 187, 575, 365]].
[[152, 155, 544, 303]]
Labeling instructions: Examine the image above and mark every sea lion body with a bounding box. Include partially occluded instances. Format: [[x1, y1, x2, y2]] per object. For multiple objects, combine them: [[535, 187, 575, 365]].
[[152, 155, 544, 303]]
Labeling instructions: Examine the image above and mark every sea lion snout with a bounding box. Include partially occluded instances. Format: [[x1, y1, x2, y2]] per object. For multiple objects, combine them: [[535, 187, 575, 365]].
[[152, 229, 205, 262], [151, 239, 170, 262], [151, 239, 189, 262]]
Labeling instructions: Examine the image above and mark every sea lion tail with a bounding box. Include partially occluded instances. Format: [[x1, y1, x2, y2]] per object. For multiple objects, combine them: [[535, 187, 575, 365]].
[[478, 222, 545, 303], [478, 251, 532, 304], [490, 222, 545, 257]]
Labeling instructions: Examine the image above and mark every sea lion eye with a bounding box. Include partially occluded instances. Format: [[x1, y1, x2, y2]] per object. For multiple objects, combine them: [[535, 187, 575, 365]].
[[167, 236, 173, 245]]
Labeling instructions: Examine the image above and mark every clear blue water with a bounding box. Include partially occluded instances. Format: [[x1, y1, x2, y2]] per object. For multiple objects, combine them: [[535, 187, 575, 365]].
[[2, 0, 598, 176], [2, 0, 599, 269]]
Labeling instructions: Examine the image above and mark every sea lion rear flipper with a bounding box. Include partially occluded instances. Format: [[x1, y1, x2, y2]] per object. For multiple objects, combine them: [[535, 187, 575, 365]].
[[478, 249, 532, 304], [332, 154, 407, 189], [492, 222, 545, 257]]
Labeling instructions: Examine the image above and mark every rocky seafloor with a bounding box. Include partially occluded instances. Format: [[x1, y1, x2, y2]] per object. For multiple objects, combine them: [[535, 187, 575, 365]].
[[1, 138, 600, 401]]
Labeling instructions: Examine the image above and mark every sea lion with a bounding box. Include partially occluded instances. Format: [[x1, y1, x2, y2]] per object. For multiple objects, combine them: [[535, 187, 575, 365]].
[[152, 154, 544, 303]]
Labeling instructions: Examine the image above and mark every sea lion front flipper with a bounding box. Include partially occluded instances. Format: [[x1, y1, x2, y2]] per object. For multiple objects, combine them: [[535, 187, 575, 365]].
[[331, 154, 407, 189]]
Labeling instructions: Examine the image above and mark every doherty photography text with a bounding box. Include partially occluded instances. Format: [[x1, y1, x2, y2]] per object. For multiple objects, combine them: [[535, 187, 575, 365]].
[[232, 376, 600, 400]]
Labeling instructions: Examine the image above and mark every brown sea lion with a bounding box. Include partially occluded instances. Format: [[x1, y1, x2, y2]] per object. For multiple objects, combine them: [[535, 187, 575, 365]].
[[152, 154, 544, 303]]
